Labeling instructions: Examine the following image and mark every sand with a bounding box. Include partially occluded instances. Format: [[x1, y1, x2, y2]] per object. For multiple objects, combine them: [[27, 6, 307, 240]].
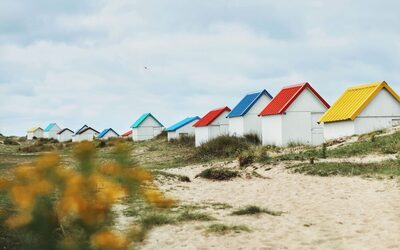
[[139, 162, 400, 250]]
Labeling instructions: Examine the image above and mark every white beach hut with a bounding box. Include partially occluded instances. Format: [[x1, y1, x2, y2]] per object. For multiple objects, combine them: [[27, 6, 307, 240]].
[[227, 89, 273, 139], [259, 83, 330, 146], [57, 128, 74, 142], [130, 113, 164, 141], [43, 123, 62, 139], [320, 81, 400, 140], [193, 106, 231, 147], [27, 127, 44, 140], [72, 125, 100, 142], [166, 116, 200, 141], [97, 128, 120, 140]]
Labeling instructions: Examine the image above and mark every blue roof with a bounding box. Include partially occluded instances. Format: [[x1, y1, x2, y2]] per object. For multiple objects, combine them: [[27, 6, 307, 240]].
[[44, 123, 57, 132], [130, 113, 163, 128], [166, 116, 200, 132], [97, 128, 119, 138], [227, 90, 273, 118]]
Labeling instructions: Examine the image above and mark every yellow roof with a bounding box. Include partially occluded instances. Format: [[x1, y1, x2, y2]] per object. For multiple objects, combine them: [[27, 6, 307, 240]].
[[27, 127, 43, 133], [319, 81, 400, 123]]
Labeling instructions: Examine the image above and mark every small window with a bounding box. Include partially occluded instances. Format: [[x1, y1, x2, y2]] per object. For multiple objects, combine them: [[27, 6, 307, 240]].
[[179, 133, 189, 137]]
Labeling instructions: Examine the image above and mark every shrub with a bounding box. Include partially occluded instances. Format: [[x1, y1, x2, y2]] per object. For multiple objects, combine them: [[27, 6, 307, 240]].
[[243, 133, 261, 145], [321, 143, 327, 159], [205, 224, 251, 234], [0, 141, 175, 249], [155, 130, 167, 140], [169, 135, 195, 147], [3, 138, 19, 145], [256, 148, 271, 163], [238, 150, 255, 167], [176, 211, 215, 222], [231, 205, 283, 216], [194, 135, 249, 160], [197, 168, 239, 181]]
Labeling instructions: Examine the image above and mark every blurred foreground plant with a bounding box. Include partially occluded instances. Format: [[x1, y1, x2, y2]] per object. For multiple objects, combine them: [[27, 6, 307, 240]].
[[0, 141, 175, 249]]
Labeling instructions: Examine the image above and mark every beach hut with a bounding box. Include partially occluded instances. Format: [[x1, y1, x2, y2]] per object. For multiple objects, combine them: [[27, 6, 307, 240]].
[[320, 81, 400, 140], [72, 125, 99, 142], [97, 128, 120, 140], [27, 127, 44, 140], [193, 106, 231, 147], [57, 128, 74, 142], [259, 83, 330, 146], [130, 113, 164, 141], [166, 116, 200, 141], [121, 130, 132, 138], [43, 123, 62, 139], [227, 89, 273, 139]]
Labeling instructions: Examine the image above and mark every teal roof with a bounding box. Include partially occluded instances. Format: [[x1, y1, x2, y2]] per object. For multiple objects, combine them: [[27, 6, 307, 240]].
[[130, 113, 163, 128], [44, 123, 57, 132]]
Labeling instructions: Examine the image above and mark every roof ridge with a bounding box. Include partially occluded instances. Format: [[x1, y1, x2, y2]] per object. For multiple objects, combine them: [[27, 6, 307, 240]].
[[282, 82, 308, 89], [348, 81, 383, 90]]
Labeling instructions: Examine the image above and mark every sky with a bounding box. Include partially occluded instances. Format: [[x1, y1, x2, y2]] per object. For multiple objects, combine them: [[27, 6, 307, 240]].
[[1, 0, 400, 136]]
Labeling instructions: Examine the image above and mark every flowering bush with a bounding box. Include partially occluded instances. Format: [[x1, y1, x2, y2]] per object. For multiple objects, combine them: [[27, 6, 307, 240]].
[[0, 141, 175, 249]]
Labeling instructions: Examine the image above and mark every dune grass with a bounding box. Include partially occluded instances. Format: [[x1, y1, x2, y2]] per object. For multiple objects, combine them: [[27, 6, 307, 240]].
[[231, 205, 283, 216], [292, 160, 400, 177], [197, 167, 239, 181], [204, 223, 251, 234]]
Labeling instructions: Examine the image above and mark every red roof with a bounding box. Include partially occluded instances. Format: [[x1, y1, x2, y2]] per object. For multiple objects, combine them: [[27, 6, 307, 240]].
[[259, 83, 330, 116], [121, 130, 132, 136], [193, 106, 231, 127]]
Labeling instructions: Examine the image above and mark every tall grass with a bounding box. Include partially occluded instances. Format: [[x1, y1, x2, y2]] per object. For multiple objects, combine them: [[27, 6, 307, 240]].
[[194, 135, 249, 160]]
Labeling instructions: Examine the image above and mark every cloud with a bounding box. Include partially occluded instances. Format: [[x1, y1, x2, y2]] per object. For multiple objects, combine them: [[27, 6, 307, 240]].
[[1, 0, 400, 135]]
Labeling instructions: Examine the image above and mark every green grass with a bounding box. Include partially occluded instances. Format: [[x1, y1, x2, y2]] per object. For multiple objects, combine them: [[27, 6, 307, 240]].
[[140, 213, 176, 230], [196, 168, 239, 181], [204, 223, 251, 234], [327, 131, 400, 157], [152, 170, 191, 182], [231, 205, 283, 216], [176, 211, 215, 222], [292, 160, 400, 177]]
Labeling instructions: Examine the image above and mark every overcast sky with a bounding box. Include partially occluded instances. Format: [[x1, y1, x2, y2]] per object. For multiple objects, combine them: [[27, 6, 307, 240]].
[[1, 0, 399, 135]]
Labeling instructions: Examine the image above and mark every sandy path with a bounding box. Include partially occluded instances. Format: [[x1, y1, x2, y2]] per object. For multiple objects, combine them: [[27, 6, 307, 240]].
[[140, 164, 400, 250]]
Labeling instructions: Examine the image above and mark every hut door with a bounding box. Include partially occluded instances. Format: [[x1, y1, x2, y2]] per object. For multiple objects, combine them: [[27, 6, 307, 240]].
[[311, 112, 324, 145]]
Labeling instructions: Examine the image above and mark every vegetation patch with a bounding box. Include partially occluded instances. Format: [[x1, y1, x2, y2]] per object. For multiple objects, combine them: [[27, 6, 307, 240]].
[[292, 160, 400, 177], [176, 211, 215, 222], [140, 213, 176, 230], [196, 168, 239, 181], [152, 170, 191, 182], [231, 205, 283, 216], [169, 135, 195, 147], [243, 133, 261, 145], [204, 223, 251, 234], [194, 135, 249, 160]]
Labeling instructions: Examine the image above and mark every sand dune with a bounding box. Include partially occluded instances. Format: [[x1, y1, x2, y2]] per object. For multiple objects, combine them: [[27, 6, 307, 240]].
[[140, 163, 400, 250]]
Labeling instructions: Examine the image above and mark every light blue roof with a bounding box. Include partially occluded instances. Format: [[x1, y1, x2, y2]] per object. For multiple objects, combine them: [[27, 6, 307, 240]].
[[44, 123, 57, 132], [97, 128, 119, 138], [166, 116, 200, 132], [227, 90, 273, 118], [130, 113, 163, 128]]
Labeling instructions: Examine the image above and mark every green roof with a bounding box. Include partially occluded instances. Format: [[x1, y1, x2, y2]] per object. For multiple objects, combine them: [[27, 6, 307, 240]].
[[130, 113, 163, 128]]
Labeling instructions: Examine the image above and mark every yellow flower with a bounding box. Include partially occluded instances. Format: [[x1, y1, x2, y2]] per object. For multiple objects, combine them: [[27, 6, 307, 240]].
[[128, 167, 153, 182], [143, 188, 175, 208], [73, 141, 96, 161], [99, 163, 122, 175], [36, 153, 60, 170], [90, 230, 130, 250], [5, 213, 32, 228], [10, 185, 35, 210]]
